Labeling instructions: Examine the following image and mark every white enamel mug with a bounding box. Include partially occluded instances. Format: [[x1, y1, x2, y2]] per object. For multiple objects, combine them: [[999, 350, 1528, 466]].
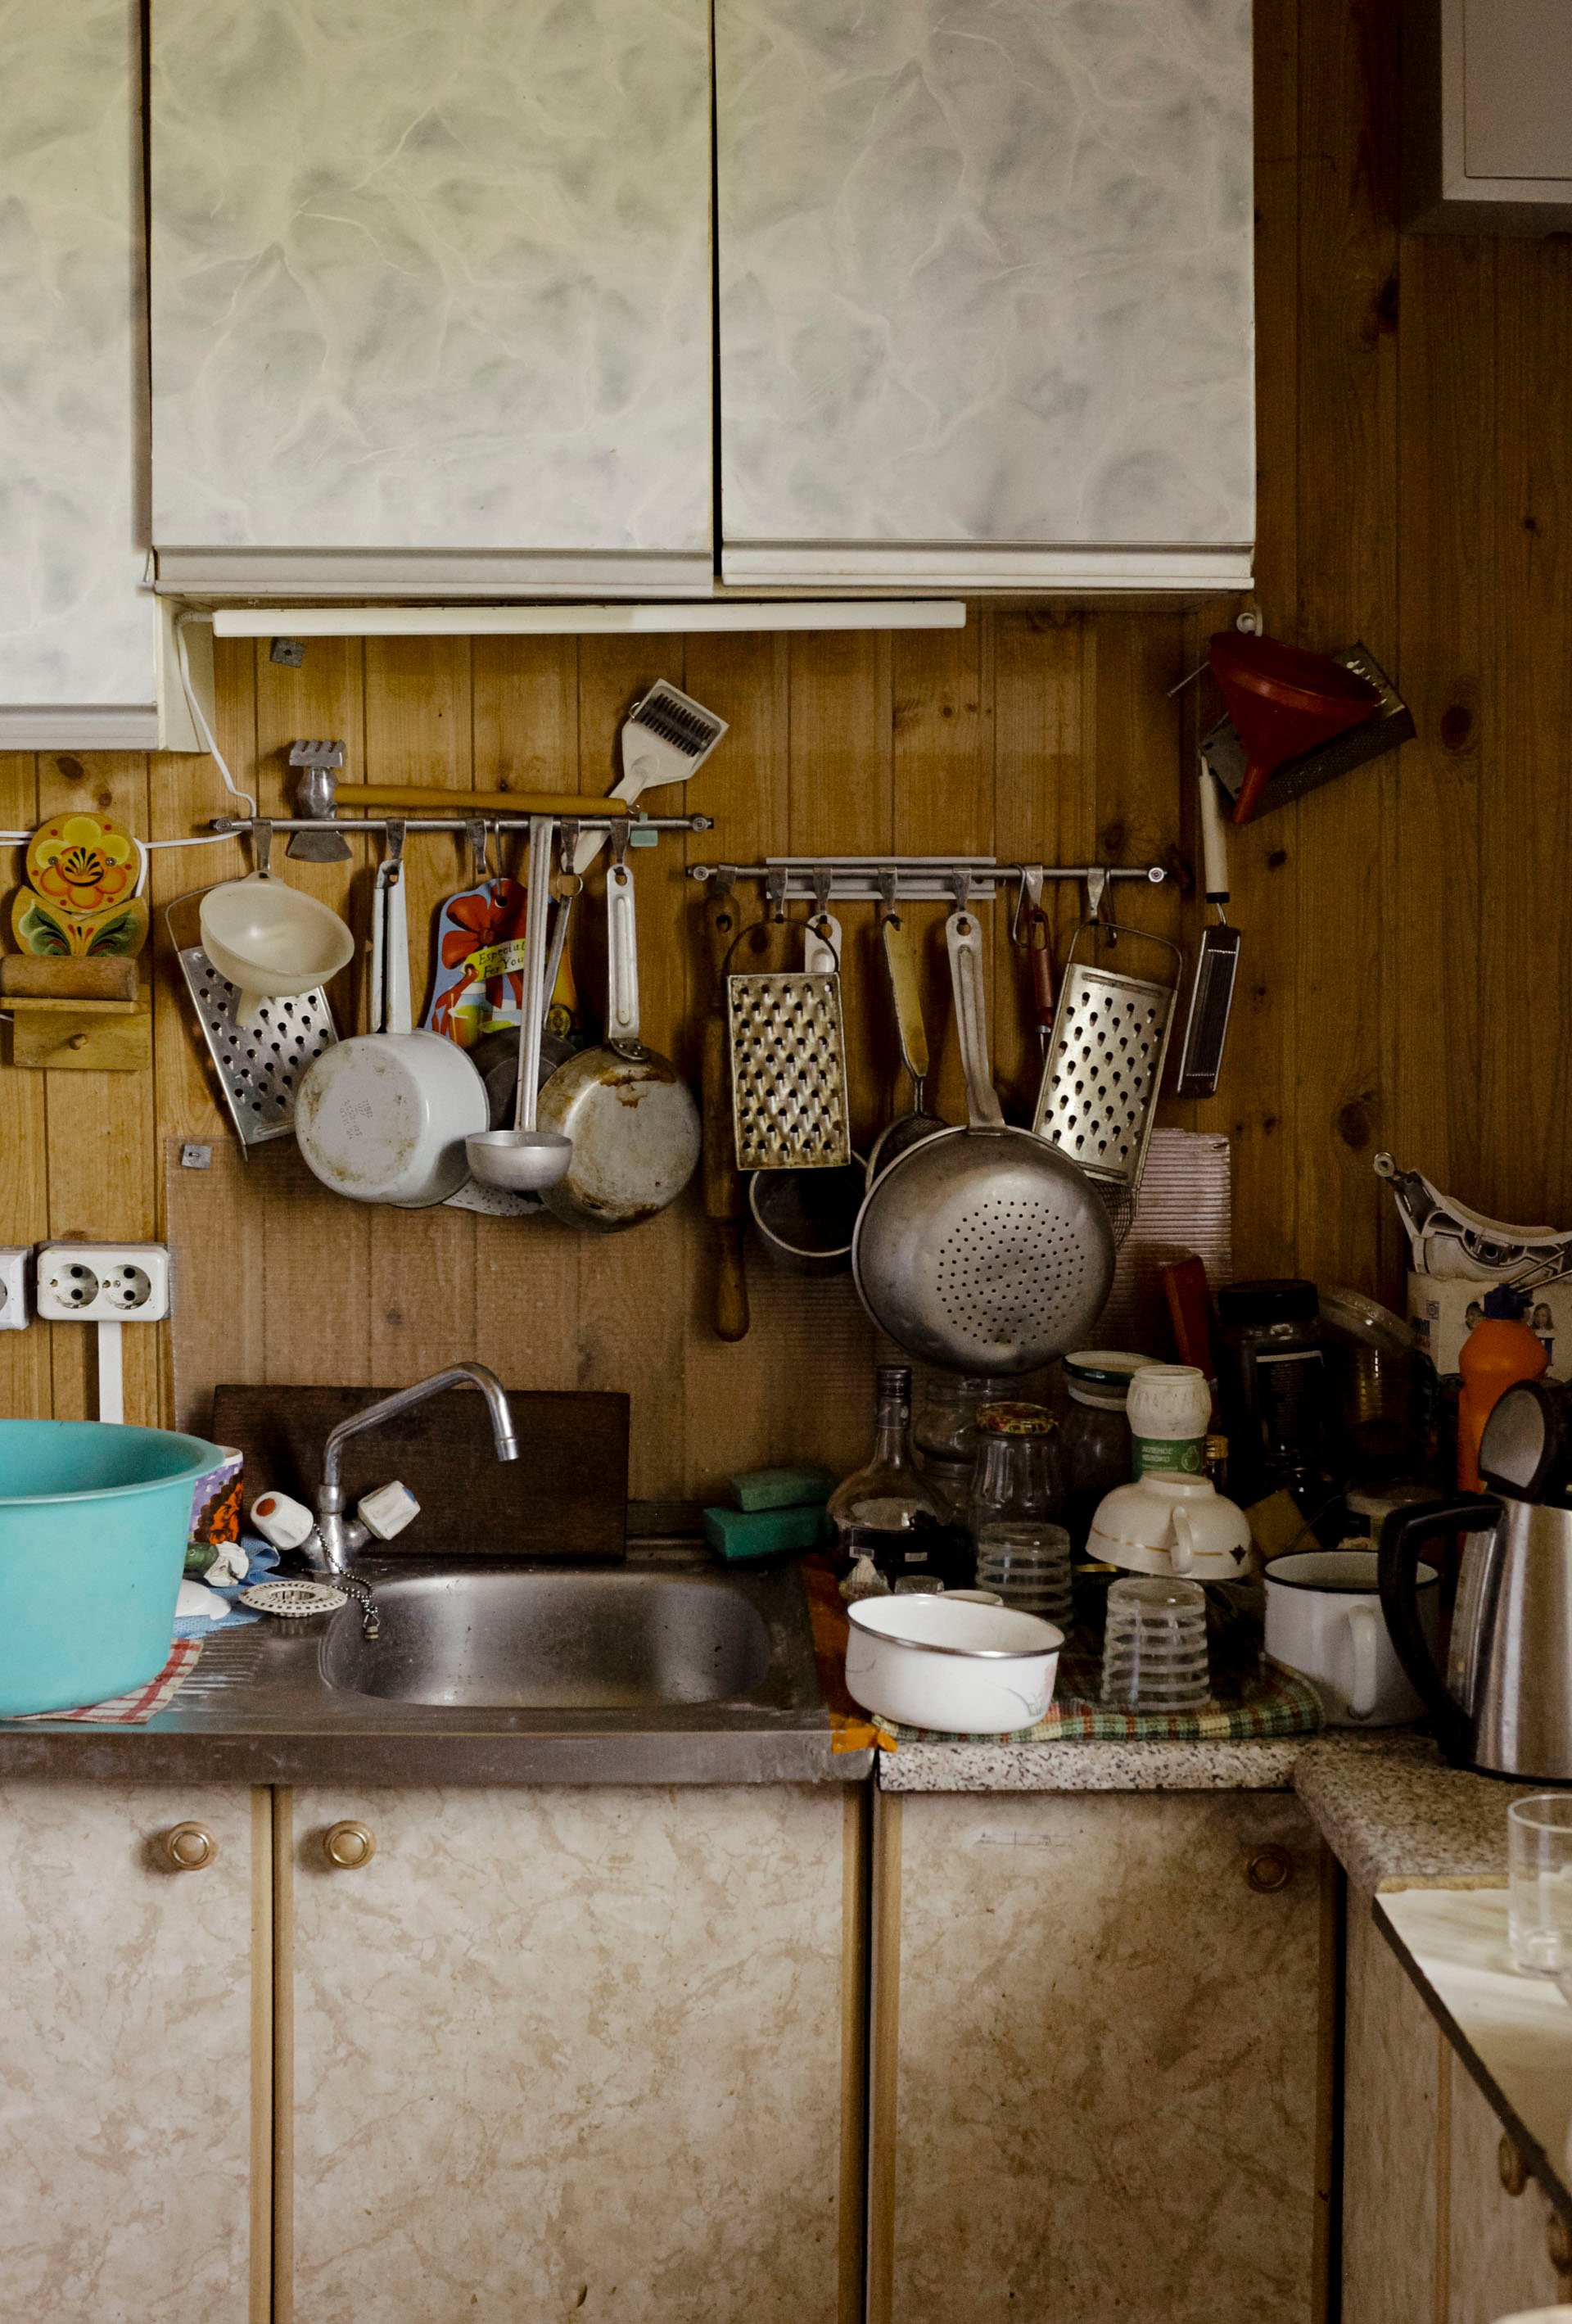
[[1265, 1547, 1439, 1725]]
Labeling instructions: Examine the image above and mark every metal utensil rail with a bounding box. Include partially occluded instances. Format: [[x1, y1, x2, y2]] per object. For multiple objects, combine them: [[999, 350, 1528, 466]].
[[687, 856, 1168, 903], [210, 812, 712, 843]]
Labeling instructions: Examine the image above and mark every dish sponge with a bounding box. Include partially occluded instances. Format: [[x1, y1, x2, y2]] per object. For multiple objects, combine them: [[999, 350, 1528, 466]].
[[726, 1465, 835, 1512], [703, 1503, 825, 1562]]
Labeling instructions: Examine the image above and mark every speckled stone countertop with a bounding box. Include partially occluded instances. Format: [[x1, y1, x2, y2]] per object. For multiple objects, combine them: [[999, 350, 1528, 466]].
[[1291, 1732, 1533, 1892], [876, 1734, 1312, 1792]]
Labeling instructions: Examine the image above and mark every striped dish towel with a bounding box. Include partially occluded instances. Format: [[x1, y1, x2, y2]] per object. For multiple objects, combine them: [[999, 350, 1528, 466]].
[[13, 1639, 205, 1725], [887, 1640, 1323, 1747]]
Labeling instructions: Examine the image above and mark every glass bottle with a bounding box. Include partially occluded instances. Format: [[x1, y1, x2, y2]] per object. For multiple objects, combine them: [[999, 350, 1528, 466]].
[[827, 1365, 967, 1586], [912, 1370, 1014, 1510], [967, 1403, 1072, 1625]]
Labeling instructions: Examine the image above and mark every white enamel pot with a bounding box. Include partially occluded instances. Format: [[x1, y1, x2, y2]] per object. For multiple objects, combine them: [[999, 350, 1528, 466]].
[[296, 850, 488, 1209], [845, 1594, 1063, 1733]]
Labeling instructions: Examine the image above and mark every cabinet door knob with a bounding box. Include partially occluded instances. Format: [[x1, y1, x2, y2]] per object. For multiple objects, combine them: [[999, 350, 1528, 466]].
[[160, 1822, 216, 1872], [1245, 1845, 1295, 1893], [1499, 2134, 1530, 2197], [322, 1820, 376, 1870]]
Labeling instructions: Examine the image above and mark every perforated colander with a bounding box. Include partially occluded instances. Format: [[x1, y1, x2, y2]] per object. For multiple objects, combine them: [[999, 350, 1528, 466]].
[[852, 911, 1114, 1373]]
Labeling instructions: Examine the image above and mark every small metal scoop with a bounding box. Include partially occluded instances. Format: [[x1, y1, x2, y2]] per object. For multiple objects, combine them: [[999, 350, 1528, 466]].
[[468, 814, 572, 1193]]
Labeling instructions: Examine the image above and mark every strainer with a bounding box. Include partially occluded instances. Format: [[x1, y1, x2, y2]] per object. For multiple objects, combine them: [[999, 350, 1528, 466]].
[[852, 909, 1114, 1375]]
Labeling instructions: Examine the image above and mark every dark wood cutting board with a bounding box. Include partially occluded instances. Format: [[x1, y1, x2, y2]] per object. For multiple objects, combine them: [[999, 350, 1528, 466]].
[[211, 1385, 629, 1559]]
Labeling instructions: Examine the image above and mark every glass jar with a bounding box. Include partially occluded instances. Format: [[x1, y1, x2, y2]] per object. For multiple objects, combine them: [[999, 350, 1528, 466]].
[[827, 1364, 968, 1587], [1059, 1350, 1146, 1549], [912, 1371, 1013, 1511], [1217, 1279, 1326, 1503], [967, 1404, 1071, 1622]]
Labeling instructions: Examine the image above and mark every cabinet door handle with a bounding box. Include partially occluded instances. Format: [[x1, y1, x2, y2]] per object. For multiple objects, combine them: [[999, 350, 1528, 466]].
[[322, 1820, 377, 1870], [160, 1823, 217, 1872], [1245, 1845, 1295, 1893]]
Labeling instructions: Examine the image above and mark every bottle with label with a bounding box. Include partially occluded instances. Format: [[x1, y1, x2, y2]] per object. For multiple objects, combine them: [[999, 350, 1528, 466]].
[[1457, 1286, 1548, 1493], [827, 1365, 968, 1586], [1126, 1363, 1212, 1481]]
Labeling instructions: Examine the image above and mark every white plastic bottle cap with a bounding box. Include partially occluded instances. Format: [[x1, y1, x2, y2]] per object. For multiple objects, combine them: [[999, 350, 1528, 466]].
[[249, 1490, 317, 1552], [357, 1480, 420, 1543]]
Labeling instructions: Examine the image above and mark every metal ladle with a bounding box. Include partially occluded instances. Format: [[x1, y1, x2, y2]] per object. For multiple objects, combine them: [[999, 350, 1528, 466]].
[[466, 814, 573, 1192]]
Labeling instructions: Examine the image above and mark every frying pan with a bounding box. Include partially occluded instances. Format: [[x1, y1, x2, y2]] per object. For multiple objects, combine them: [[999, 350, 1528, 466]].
[[538, 836, 700, 1231], [852, 907, 1114, 1374]]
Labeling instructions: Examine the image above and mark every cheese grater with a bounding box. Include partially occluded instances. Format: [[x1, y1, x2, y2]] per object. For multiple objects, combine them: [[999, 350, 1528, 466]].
[[1031, 922, 1181, 1194]]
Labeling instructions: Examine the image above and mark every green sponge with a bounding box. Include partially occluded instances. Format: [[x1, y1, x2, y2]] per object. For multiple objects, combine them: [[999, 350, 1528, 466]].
[[726, 1464, 836, 1512], [704, 1503, 825, 1561]]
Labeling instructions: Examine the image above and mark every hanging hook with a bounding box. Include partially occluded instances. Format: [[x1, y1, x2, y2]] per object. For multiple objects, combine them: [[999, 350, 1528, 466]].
[[251, 818, 274, 879], [1010, 862, 1044, 945]]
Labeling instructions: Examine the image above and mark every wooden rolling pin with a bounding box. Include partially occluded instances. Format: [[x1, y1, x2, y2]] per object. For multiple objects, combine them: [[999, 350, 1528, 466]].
[[345, 785, 622, 816], [702, 888, 749, 1342]]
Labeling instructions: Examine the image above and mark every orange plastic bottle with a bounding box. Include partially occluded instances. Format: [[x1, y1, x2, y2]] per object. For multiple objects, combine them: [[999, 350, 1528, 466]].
[[1457, 1312, 1549, 1490]]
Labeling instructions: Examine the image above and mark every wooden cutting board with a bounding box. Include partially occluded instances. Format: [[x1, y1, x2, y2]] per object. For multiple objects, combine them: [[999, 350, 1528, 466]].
[[211, 1385, 629, 1559]]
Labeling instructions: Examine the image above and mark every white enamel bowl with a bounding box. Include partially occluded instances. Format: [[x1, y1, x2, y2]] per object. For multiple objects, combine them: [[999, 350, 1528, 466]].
[[845, 1594, 1063, 1734]]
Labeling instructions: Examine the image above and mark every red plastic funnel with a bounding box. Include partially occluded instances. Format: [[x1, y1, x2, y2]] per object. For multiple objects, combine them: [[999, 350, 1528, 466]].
[[1208, 632, 1380, 824]]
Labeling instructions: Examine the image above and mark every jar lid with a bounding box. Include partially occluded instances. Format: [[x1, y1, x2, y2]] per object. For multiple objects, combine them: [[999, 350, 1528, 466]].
[[1217, 1278, 1319, 1327], [977, 1401, 1055, 1437], [1064, 1350, 1150, 1387]]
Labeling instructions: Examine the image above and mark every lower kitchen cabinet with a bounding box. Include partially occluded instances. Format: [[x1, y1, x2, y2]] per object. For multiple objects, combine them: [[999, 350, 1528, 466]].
[[869, 1790, 1328, 2324], [1342, 1884, 1564, 2324], [280, 1785, 863, 2324], [0, 1780, 267, 2324]]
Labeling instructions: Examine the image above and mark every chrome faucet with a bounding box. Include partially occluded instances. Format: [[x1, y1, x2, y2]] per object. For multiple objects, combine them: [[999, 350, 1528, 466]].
[[306, 1364, 518, 1633]]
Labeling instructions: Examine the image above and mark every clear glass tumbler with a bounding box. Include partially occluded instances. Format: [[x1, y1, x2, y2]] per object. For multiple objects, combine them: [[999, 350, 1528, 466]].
[[974, 1524, 1073, 1624], [1100, 1576, 1210, 1711], [1507, 1794, 1572, 1974]]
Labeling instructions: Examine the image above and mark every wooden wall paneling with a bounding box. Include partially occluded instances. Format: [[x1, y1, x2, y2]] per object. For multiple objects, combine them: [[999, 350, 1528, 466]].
[[0, 755, 51, 1420], [991, 616, 1096, 1126], [251, 640, 373, 1388], [1481, 239, 1572, 1227], [1091, 614, 1189, 1076], [1390, 233, 1491, 1240], [888, 616, 995, 1129], [361, 640, 477, 1386], [35, 750, 157, 1422], [148, 640, 261, 1427], [1291, 0, 1401, 1295], [471, 640, 584, 1396], [570, 636, 693, 1495], [788, 633, 894, 1149]]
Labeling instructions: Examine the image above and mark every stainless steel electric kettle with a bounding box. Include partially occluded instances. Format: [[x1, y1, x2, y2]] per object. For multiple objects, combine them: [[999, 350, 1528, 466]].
[[1380, 1379, 1572, 1781]]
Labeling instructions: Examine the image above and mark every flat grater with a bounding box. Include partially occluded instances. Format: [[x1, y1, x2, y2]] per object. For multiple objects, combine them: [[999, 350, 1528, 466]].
[[166, 890, 337, 1148], [726, 965, 852, 1170], [1175, 767, 1241, 1098], [1031, 920, 1181, 1194]]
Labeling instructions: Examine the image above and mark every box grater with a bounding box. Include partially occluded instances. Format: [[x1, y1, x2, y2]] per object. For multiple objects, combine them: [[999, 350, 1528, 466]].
[[726, 970, 851, 1171], [1031, 922, 1181, 1193]]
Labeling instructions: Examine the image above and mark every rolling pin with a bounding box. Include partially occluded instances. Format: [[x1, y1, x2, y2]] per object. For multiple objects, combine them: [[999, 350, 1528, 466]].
[[702, 887, 749, 1342]]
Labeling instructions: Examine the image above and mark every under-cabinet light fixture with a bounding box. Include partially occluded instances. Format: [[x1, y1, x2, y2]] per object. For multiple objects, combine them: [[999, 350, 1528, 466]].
[[210, 599, 966, 640]]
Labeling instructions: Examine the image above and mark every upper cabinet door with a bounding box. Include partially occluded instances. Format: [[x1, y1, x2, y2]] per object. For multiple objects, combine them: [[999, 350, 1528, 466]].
[[0, 0, 160, 742], [149, 0, 715, 594], [716, 0, 1255, 591]]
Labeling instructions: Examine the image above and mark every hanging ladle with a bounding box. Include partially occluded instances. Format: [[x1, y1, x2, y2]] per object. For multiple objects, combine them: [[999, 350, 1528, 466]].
[[466, 814, 574, 1192]]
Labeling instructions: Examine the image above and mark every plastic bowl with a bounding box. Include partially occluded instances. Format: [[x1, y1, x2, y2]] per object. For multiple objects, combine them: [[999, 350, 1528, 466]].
[[200, 874, 354, 1019]]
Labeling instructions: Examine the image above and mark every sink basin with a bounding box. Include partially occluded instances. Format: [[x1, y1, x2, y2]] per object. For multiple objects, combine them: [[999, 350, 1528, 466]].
[[319, 1564, 775, 1710]]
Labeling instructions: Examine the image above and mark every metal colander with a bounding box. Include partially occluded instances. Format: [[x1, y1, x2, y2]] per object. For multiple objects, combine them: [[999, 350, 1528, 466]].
[[852, 911, 1114, 1373]]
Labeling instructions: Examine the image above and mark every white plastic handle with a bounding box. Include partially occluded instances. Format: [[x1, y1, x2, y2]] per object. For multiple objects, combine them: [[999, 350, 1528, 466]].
[[605, 862, 642, 1050], [1169, 1505, 1195, 1576], [945, 911, 1005, 1131], [1199, 769, 1231, 907], [1346, 1603, 1380, 1720]]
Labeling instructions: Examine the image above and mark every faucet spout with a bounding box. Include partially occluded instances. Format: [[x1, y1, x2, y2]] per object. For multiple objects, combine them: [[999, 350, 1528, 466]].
[[320, 1363, 517, 1503]]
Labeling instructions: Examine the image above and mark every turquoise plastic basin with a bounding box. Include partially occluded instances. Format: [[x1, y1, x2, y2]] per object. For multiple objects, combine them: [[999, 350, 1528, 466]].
[[0, 1420, 224, 1716]]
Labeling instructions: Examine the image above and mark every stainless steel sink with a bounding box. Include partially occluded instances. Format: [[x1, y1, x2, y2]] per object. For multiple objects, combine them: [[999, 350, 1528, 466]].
[[319, 1563, 775, 1711]]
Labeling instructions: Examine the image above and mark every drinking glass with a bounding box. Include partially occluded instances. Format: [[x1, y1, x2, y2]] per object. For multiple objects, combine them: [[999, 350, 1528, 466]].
[[1100, 1576, 1210, 1711], [1507, 1795, 1572, 1974]]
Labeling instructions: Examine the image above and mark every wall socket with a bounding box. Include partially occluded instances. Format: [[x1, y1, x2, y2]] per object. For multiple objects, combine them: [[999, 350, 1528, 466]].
[[35, 1243, 173, 1325], [0, 1249, 30, 1331]]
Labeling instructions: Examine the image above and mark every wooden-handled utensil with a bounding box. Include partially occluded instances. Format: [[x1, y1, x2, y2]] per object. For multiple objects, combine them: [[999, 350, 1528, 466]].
[[702, 886, 749, 1341]]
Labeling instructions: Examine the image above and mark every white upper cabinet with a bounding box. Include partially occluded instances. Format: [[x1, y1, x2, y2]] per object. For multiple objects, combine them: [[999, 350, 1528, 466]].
[[148, 0, 715, 595], [715, 0, 1256, 591], [0, 0, 165, 744]]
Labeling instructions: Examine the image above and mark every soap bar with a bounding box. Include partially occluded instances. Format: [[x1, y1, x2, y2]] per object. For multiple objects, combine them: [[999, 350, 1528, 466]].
[[727, 1465, 836, 1513], [704, 1503, 824, 1561]]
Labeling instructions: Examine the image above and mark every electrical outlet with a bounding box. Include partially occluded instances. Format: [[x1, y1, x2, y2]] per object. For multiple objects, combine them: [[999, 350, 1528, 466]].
[[0, 1248, 30, 1330], [35, 1243, 172, 1325]]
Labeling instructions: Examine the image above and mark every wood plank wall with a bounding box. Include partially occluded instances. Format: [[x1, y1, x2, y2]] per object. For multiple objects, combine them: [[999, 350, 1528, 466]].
[[2, 0, 1569, 1495]]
